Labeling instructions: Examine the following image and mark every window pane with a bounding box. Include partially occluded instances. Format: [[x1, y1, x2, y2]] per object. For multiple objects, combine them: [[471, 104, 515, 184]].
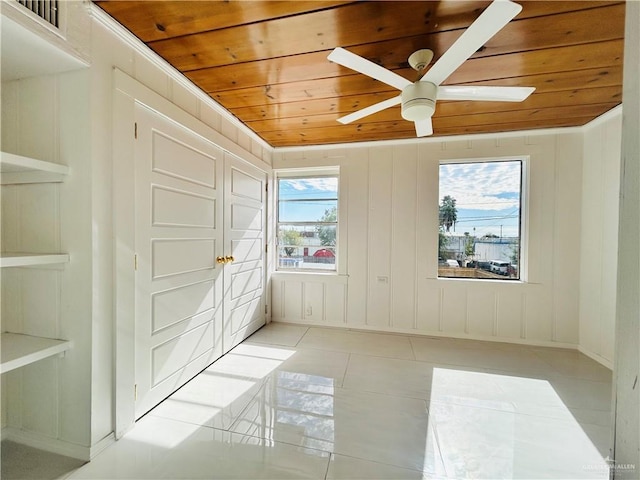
[[277, 174, 338, 272], [438, 160, 521, 280], [278, 177, 338, 201], [279, 199, 338, 223], [278, 225, 336, 270]]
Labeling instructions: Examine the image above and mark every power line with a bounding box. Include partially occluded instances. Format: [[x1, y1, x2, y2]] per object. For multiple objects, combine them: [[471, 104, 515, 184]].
[[455, 207, 520, 223]]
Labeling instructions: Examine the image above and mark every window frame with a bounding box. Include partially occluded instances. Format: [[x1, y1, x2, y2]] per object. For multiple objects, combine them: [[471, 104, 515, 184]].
[[437, 155, 529, 282], [274, 168, 340, 273]]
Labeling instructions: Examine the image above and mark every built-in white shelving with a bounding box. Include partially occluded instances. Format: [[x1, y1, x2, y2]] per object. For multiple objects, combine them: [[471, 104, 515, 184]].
[[0, 253, 70, 268], [1, 0, 85, 457], [1, 151, 70, 184], [0, 152, 70, 268], [1, 333, 72, 374], [0, 152, 71, 374], [0, 3, 89, 82]]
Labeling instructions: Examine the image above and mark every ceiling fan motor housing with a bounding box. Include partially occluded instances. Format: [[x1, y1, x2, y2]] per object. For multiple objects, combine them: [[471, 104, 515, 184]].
[[401, 82, 437, 121]]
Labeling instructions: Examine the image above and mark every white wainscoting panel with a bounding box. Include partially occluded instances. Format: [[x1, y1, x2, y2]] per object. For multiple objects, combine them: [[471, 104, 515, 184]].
[[272, 274, 348, 326], [366, 148, 393, 328], [496, 290, 524, 339], [390, 145, 418, 331], [344, 151, 369, 326], [466, 289, 496, 337], [579, 110, 622, 367]]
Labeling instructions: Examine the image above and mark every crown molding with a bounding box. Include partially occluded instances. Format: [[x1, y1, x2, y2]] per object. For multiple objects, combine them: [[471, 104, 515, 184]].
[[90, 3, 273, 155], [582, 104, 623, 130], [273, 125, 583, 153], [273, 106, 623, 153]]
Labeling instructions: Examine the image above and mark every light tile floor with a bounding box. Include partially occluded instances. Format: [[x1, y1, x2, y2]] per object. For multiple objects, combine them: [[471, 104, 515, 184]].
[[66, 323, 613, 479], [0, 441, 85, 480]]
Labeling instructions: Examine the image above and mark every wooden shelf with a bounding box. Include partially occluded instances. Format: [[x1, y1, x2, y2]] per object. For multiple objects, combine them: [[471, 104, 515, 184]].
[[1, 333, 72, 374], [1, 152, 69, 184], [0, 253, 70, 268]]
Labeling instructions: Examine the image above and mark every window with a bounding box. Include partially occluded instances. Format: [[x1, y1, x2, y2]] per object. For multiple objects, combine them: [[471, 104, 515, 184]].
[[438, 159, 523, 280], [277, 174, 338, 271]]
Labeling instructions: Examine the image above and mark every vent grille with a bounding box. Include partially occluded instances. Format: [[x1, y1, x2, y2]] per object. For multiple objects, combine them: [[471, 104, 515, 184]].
[[16, 0, 59, 28]]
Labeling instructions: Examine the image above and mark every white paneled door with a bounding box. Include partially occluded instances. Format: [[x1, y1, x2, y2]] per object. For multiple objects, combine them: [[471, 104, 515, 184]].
[[223, 154, 267, 352], [133, 104, 266, 419]]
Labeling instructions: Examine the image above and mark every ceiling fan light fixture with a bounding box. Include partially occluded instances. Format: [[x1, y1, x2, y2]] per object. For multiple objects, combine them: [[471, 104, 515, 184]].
[[401, 82, 437, 121], [329, 0, 533, 137]]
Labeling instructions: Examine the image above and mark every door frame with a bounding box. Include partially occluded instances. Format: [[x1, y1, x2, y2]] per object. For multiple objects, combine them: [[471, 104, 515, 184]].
[[113, 69, 271, 438]]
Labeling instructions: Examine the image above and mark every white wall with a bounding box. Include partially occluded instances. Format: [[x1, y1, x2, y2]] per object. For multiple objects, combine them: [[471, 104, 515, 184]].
[[272, 131, 585, 347], [613, 0, 640, 474], [579, 108, 622, 368]]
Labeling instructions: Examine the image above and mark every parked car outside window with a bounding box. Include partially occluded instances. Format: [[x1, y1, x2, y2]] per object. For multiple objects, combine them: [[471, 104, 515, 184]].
[[489, 260, 509, 275]]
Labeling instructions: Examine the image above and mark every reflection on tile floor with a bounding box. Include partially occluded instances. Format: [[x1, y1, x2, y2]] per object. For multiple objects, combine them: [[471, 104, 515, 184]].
[[67, 324, 613, 479]]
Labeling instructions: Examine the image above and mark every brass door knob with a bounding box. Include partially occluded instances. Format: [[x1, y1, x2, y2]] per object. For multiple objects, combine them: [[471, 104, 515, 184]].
[[225, 256, 235, 263], [216, 256, 226, 264]]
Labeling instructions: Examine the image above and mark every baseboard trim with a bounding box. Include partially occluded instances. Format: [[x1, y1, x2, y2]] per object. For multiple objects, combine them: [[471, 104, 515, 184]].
[[1, 427, 90, 461], [578, 345, 614, 370], [271, 318, 615, 370], [89, 432, 116, 459], [271, 318, 581, 350]]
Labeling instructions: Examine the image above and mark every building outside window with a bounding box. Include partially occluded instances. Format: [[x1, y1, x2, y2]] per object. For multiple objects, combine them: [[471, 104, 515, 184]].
[[438, 159, 523, 280], [277, 174, 338, 271]]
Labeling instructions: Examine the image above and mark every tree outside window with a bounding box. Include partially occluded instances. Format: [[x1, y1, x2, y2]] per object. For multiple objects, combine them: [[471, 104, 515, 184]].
[[439, 195, 458, 232], [317, 206, 337, 246]]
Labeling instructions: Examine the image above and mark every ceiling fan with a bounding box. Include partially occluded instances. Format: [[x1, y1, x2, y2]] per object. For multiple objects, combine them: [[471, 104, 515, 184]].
[[327, 0, 535, 137]]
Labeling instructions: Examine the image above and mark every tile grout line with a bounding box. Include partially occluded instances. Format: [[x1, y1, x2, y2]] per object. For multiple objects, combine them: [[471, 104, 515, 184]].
[[323, 452, 333, 480], [341, 353, 353, 388], [408, 336, 417, 361], [294, 326, 311, 347]]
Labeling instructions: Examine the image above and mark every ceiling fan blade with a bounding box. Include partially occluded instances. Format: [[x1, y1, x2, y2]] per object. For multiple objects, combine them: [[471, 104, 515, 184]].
[[438, 85, 535, 102], [328, 47, 411, 91], [422, 0, 522, 86], [415, 118, 433, 137], [337, 95, 402, 124]]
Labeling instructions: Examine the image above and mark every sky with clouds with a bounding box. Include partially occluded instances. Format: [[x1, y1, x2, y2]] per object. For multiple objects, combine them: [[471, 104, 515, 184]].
[[439, 160, 521, 238], [278, 177, 338, 222]]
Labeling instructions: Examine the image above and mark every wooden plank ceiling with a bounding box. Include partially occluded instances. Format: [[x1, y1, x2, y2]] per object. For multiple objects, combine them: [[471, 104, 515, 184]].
[[94, 1, 625, 147]]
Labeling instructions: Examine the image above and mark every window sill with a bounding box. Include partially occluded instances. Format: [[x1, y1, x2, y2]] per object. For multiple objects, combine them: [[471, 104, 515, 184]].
[[434, 276, 528, 285], [272, 270, 348, 282]]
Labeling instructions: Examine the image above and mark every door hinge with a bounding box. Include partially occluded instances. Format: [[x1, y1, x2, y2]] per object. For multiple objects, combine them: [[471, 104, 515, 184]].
[[265, 182, 268, 193], [134, 384, 138, 401], [134, 254, 138, 271], [265, 304, 268, 314], [265, 243, 268, 253], [134, 122, 138, 139]]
